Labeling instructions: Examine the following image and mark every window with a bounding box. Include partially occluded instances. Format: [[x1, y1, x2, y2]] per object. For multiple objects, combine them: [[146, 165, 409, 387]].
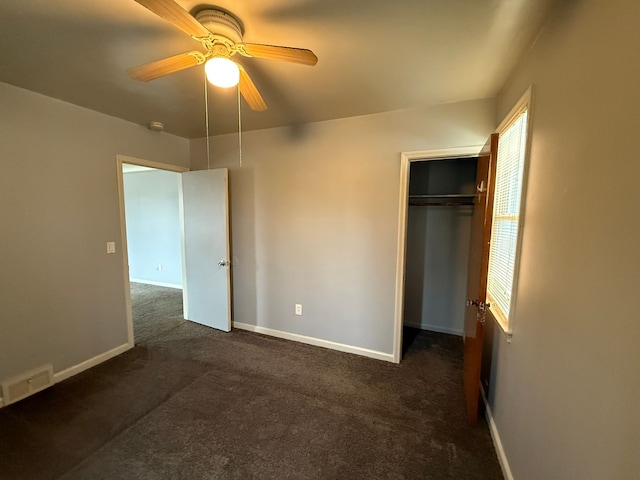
[[487, 91, 531, 334]]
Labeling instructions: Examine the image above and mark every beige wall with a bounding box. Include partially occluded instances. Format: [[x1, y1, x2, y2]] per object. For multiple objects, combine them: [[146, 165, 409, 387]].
[[191, 99, 495, 355], [489, 1, 640, 478], [0, 82, 189, 385]]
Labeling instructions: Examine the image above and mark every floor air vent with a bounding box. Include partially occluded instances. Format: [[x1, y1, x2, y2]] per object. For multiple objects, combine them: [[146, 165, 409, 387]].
[[1, 364, 54, 406]]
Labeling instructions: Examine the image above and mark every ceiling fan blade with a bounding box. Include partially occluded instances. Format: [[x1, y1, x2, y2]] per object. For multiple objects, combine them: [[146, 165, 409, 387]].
[[239, 43, 318, 66], [134, 0, 212, 39], [238, 67, 268, 111], [128, 51, 205, 82]]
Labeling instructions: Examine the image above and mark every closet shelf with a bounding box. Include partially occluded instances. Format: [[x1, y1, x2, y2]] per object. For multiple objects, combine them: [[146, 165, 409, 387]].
[[409, 202, 474, 207], [408, 193, 476, 207], [409, 194, 476, 198]]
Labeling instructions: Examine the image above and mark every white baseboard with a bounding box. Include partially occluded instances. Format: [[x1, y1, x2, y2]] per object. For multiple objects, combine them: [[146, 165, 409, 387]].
[[53, 342, 133, 383], [233, 322, 394, 363], [129, 279, 182, 289], [403, 322, 462, 336], [481, 386, 514, 480]]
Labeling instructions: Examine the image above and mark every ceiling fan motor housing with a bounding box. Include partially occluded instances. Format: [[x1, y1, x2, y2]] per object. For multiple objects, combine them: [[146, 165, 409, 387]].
[[195, 8, 243, 44]]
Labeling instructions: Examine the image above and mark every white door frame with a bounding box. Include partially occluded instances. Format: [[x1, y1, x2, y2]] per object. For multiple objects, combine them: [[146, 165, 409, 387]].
[[115, 154, 189, 347], [393, 146, 484, 363]]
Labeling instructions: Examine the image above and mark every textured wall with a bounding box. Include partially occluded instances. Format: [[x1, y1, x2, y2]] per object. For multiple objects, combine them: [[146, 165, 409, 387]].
[[191, 99, 496, 355], [123, 170, 183, 287], [489, 0, 640, 478], [0, 82, 189, 384]]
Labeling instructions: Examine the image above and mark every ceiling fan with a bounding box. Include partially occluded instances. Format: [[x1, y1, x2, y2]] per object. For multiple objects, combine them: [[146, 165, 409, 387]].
[[128, 0, 319, 112]]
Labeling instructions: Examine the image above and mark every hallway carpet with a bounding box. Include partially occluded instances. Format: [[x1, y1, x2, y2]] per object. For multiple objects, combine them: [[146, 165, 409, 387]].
[[130, 282, 184, 343], [0, 285, 503, 480]]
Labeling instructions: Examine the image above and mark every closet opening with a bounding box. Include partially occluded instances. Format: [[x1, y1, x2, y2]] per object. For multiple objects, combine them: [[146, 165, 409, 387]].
[[400, 155, 478, 357]]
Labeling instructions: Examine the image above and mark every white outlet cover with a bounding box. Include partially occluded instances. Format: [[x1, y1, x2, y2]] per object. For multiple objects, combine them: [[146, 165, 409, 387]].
[[106, 241, 116, 254]]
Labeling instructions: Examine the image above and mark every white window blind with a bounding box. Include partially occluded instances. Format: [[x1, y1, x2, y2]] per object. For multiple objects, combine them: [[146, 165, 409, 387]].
[[487, 109, 528, 326]]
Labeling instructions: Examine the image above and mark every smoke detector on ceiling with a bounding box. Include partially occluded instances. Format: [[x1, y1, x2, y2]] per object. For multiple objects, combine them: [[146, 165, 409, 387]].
[[147, 121, 164, 132]]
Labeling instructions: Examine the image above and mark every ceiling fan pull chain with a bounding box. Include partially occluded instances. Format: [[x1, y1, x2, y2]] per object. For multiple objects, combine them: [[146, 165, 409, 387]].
[[205, 74, 211, 170], [237, 84, 242, 169]]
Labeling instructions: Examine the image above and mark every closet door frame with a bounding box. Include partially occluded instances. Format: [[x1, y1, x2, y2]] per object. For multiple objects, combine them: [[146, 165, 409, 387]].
[[393, 145, 483, 363]]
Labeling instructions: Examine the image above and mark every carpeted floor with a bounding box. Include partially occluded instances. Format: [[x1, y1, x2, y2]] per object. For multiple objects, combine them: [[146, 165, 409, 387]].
[[0, 284, 503, 480], [130, 282, 185, 344]]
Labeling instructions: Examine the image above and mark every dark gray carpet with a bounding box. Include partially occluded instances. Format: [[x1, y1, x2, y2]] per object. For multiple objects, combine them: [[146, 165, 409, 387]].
[[0, 285, 503, 480], [130, 282, 184, 343]]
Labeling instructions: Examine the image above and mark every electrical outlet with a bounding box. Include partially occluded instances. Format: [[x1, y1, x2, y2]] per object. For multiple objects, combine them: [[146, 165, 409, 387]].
[[157, 264, 163, 271], [106, 242, 116, 254], [295, 304, 302, 316]]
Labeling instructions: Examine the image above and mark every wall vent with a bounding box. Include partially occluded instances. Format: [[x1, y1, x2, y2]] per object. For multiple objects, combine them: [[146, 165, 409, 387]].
[[1, 364, 54, 406]]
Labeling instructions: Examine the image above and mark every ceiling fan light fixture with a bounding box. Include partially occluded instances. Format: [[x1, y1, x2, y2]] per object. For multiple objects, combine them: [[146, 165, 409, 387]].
[[205, 57, 240, 88]]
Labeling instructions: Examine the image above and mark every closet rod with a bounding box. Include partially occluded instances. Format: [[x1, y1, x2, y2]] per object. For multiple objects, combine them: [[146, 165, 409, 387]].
[[409, 201, 474, 207], [409, 194, 476, 198]]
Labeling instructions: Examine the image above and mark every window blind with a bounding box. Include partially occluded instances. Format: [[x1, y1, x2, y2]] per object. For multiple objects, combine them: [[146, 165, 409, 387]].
[[487, 110, 528, 323]]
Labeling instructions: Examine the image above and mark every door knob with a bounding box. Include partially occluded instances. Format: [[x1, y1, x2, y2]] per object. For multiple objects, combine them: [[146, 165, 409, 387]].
[[218, 260, 230, 267]]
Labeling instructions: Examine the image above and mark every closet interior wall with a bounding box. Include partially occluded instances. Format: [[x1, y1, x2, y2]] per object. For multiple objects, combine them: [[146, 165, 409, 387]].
[[403, 157, 478, 336]]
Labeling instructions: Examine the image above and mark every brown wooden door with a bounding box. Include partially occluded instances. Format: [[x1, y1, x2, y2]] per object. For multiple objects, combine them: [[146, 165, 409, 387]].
[[462, 133, 498, 424]]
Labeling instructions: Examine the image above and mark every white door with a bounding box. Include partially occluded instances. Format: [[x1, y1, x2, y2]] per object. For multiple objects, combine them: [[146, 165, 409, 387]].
[[181, 168, 231, 332]]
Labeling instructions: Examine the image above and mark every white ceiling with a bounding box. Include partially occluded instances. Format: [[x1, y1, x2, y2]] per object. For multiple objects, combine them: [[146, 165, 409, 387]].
[[0, 0, 555, 138]]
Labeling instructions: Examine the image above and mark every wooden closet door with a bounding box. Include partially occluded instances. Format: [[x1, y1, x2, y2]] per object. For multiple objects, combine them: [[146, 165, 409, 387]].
[[462, 133, 498, 424]]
